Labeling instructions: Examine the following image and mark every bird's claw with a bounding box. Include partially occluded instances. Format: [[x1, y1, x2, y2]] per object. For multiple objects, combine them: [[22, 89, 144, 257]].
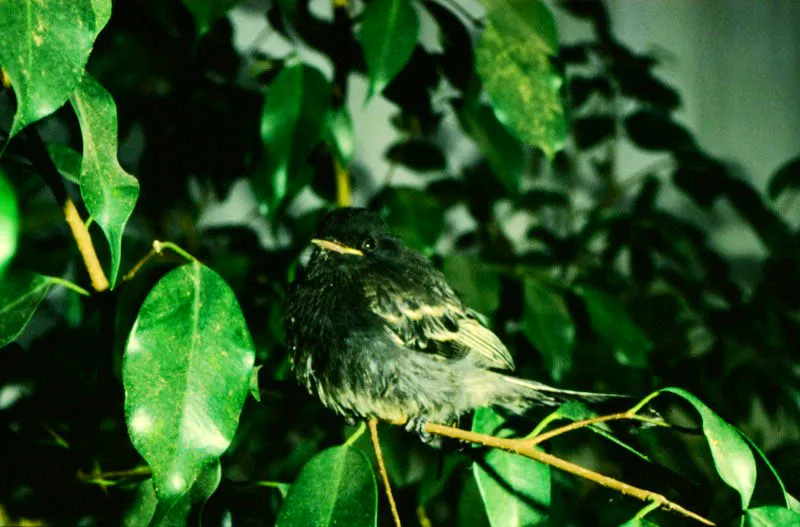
[[405, 416, 434, 443]]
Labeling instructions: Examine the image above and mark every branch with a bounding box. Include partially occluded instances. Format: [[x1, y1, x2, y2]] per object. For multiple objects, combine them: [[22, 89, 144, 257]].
[[368, 419, 402, 527], [526, 411, 665, 447], [386, 418, 715, 526], [63, 199, 109, 292], [335, 157, 351, 207]]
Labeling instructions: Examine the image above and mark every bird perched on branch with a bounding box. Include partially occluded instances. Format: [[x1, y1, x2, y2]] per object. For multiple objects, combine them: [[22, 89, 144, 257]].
[[285, 207, 648, 438]]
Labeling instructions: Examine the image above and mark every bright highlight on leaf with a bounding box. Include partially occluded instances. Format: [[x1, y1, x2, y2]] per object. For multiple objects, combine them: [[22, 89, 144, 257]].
[[276, 446, 377, 527], [358, 0, 420, 98], [70, 74, 140, 289], [123, 262, 256, 519], [0, 0, 96, 138], [475, 0, 566, 158], [0, 170, 20, 276]]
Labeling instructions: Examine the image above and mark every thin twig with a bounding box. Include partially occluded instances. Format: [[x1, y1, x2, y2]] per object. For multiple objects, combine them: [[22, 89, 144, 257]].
[[77, 465, 151, 484], [335, 157, 351, 207], [525, 412, 666, 447], [63, 199, 109, 292], [386, 418, 715, 526], [368, 419, 402, 527], [123, 239, 198, 282]]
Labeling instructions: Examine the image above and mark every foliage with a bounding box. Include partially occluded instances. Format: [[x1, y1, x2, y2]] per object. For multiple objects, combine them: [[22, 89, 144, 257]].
[[1, 0, 799, 526]]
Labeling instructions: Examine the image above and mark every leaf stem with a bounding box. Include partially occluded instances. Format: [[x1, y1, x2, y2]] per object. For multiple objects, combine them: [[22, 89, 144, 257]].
[[335, 157, 351, 207], [343, 421, 367, 446], [123, 240, 198, 282], [77, 465, 151, 484], [63, 199, 109, 292], [524, 412, 667, 447], [635, 500, 662, 520], [369, 419, 402, 527], [46, 276, 91, 297]]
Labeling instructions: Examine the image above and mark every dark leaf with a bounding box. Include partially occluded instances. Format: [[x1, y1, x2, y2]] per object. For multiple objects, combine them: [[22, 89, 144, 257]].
[[522, 279, 574, 381], [425, 0, 475, 91], [573, 115, 615, 149], [768, 156, 800, 201], [385, 140, 446, 172], [624, 111, 695, 152]]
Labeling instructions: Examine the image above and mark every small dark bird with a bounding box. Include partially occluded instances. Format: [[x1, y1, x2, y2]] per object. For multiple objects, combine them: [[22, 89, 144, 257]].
[[285, 208, 641, 437]]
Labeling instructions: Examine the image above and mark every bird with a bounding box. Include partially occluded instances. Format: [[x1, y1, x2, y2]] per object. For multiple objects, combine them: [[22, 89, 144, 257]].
[[284, 207, 647, 438]]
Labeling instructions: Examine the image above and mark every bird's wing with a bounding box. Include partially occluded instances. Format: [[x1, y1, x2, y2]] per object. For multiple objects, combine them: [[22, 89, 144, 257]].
[[364, 279, 515, 371]]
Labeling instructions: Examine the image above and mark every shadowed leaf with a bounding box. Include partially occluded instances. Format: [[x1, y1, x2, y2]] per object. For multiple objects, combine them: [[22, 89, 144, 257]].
[[522, 279, 574, 381], [767, 156, 800, 201], [0, 273, 53, 347], [181, 0, 238, 36]]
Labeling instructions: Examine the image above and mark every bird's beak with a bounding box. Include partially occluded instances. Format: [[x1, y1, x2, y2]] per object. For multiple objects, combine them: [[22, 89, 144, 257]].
[[311, 239, 364, 256]]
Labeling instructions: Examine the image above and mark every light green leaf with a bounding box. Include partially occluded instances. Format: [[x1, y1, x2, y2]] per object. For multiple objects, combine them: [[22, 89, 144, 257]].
[[574, 286, 653, 367], [738, 431, 795, 510], [90, 0, 112, 37], [475, 0, 566, 158], [123, 262, 255, 514], [443, 254, 500, 317], [663, 388, 757, 509], [249, 364, 262, 402], [745, 506, 800, 527], [522, 279, 574, 381], [324, 106, 355, 166], [0, 272, 53, 347], [259, 62, 330, 209], [70, 74, 140, 289], [181, 0, 238, 36], [0, 169, 20, 276], [46, 143, 82, 184], [0, 0, 96, 137], [472, 408, 550, 527], [358, 0, 420, 98], [455, 101, 525, 195], [276, 446, 377, 527], [617, 518, 659, 527]]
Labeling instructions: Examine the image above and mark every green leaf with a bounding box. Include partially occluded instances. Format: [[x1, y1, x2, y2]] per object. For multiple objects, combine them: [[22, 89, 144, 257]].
[[522, 279, 574, 381], [275, 446, 377, 527], [617, 518, 658, 527], [181, 0, 238, 36], [0, 273, 53, 347], [574, 286, 653, 367], [662, 388, 757, 508], [323, 106, 355, 166], [475, 0, 566, 158], [259, 62, 330, 209], [378, 187, 444, 251], [738, 431, 795, 510], [0, 169, 20, 276], [123, 262, 255, 514], [0, 0, 96, 137], [455, 101, 525, 195], [358, 0, 420, 98], [386, 140, 447, 173], [70, 74, 140, 289], [472, 408, 550, 527], [745, 506, 800, 527], [443, 254, 501, 317], [46, 143, 82, 184], [90, 0, 112, 36]]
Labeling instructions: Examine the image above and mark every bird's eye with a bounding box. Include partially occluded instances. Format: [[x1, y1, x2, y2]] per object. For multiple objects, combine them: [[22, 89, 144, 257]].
[[361, 237, 376, 251]]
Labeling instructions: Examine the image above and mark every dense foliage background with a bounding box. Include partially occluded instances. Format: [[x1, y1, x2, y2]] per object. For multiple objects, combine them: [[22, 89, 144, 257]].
[[1, 0, 799, 525]]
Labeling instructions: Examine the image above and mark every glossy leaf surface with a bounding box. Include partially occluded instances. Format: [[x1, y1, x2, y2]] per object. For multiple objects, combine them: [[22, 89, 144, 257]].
[[358, 0, 420, 98], [0, 169, 19, 276], [475, 0, 565, 158], [472, 407, 550, 527], [70, 74, 140, 289], [0, 273, 53, 347], [522, 279, 574, 381], [0, 0, 96, 137], [123, 262, 255, 512], [745, 506, 800, 526], [275, 446, 377, 527], [663, 388, 757, 508]]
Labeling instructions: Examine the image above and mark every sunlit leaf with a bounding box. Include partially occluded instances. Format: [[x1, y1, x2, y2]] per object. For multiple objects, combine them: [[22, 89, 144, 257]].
[[0, 169, 20, 276], [0, 0, 96, 137], [46, 143, 82, 184], [258, 62, 330, 209], [90, 0, 112, 36], [475, 0, 565, 158], [0, 273, 53, 347], [455, 101, 525, 195], [358, 0, 419, 98], [522, 279, 574, 381], [443, 254, 501, 317], [275, 446, 377, 527], [663, 388, 757, 508], [472, 408, 550, 527], [70, 74, 140, 289], [181, 0, 238, 36], [323, 106, 355, 166], [123, 262, 255, 515], [744, 506, 800, 527], [574, 286, 653, 367]]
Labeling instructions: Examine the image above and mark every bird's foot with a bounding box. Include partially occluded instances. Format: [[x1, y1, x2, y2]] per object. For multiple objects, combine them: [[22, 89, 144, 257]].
[[405, 416, 435, 443]]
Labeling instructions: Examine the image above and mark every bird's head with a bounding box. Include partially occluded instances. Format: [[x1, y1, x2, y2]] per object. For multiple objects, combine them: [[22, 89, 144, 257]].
[[309, 207, 403, 264]]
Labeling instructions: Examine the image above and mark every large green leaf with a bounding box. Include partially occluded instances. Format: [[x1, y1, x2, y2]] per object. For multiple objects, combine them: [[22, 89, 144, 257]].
[[181, 0, 238, 36], [522, 279, 574, 381], [455, 101, 525, 195], [472, 408, 550, 527], [46, 143, 82, 184], [259, 62, 330, 209], [358, 0, 420, 98], [0, 169, 19, 276], [663, 388, 757, 509], [574, 286, 653, 368], [475, 0, 565, 158], [0, 273, 53, 347], [443, 254, 501, 317], [745, 506, 800, 527], [123, 262, 255, 516], [275, 446, 377, 527], [0, 0, 96, 137], [70, 74, 140, 289]]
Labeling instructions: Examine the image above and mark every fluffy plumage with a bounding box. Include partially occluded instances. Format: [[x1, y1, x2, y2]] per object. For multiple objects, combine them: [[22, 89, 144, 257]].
[[284, 208, 634, 431]]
